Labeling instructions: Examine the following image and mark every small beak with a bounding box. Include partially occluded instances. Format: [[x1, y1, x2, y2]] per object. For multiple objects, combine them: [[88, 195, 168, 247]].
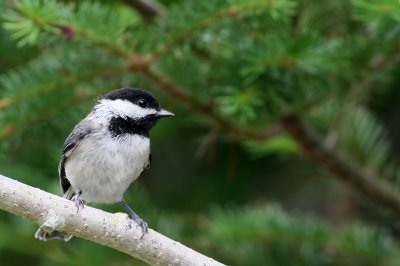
[[157, 109, 174, 118]]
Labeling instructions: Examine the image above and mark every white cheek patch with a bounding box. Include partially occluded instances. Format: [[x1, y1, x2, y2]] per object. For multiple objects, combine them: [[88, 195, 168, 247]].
[[96, 99, 157, 119]]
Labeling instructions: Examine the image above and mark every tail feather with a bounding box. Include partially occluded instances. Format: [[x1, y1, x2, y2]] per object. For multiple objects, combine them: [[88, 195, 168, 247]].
[[34, 187, 75, 241], [35, 228, 72, 241], [63, 186, 75, 201]]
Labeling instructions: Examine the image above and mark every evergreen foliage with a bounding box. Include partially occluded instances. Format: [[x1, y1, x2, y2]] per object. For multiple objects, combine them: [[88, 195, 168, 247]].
[[1, 0, 400, 265]]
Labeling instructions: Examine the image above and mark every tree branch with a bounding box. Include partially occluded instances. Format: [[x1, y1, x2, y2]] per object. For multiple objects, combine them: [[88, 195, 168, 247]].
[[148, 1, 276, 60], [281, 114, 400, 216], [0, 174, 225, 266], [141, 67, 283, 141], [12, 9, 283, 143]]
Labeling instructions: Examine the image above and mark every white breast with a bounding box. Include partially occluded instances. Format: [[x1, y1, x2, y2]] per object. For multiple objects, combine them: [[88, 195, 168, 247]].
[[64, 134, 150, 203]]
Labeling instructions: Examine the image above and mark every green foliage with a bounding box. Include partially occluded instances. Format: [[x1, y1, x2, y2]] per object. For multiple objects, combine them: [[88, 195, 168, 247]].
[[207, 205, 400, 266], [338, 107, 393, 175], [353, 0, 400, 41], [3, 0, 66, 46], [3, 0, 138, 48], [243, 134, 299, 156], [1, 0, 400, 265]]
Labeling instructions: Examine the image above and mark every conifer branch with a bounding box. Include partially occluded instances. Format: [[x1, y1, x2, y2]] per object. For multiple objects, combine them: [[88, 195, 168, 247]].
[[281, 114, 400, 216], [0, 66, 126, 111], [141, 67, 283, 140], [0, 174, 225, 266], [149, 1, 275, 60], [3, 0, 286, 142]]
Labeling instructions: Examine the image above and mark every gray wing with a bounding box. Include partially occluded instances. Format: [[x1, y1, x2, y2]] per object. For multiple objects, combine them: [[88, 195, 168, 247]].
[[59, 121, 92, 197]]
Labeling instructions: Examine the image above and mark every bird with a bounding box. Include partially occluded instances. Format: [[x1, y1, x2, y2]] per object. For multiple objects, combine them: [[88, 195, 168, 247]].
[[35, 87, 174, 241]]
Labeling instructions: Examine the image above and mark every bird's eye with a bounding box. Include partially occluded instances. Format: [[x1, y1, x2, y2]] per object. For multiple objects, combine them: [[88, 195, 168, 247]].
[[137, 99, 147, 108]]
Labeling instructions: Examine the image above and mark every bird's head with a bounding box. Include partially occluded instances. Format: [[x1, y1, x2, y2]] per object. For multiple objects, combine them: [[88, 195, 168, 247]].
[[94, 87, 174, 137]]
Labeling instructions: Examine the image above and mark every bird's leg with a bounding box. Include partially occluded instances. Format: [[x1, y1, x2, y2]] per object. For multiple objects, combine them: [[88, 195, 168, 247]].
[[71, 191, 85, 211], [119, 200, 148, 238]]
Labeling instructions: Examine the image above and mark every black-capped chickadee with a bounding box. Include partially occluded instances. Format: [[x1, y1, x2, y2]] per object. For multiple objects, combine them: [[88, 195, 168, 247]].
[[35, 88, 174, 241]]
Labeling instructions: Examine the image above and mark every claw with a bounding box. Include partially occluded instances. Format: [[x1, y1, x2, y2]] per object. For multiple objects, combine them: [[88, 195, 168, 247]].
[[132, 217, 148, 239], [119, 200, 149, 239], [71, 191, 85, 212]]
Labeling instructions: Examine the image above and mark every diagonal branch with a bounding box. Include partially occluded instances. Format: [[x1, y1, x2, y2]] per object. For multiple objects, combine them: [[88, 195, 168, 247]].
[[281, 114, 400, 216], [0, 174, 225, 266], [141, 67, 283, 140], [8, 3, 283, 142]]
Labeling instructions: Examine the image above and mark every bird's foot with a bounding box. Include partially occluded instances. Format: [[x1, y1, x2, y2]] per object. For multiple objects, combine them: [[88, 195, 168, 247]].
[[131, 216, 148, 239], [119, 200, 148, 239], [71, 192, 85, 211]]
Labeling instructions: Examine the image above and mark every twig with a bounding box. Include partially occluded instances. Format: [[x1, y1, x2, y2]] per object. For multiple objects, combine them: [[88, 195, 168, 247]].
[[281, 114, 400, 216], [149, 1, 271, 60], [141, 67, 283, 140], [0, 174, 225, 266]]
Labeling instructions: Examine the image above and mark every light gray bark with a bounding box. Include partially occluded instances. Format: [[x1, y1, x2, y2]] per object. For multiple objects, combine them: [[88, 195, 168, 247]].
[[0, 174, 225, 266]]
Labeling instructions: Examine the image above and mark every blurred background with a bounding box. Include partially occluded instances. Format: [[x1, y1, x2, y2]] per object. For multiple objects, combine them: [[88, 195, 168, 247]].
[[1, 0, 400, 265]]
